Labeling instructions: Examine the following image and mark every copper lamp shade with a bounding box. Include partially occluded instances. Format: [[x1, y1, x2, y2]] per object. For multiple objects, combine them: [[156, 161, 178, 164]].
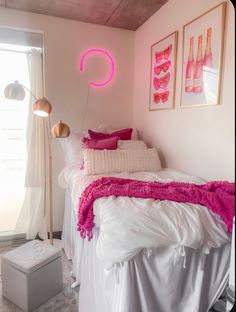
[[4, 81, 26, 101], [52, 120, 70, 138], [33, 97, 52, 117]]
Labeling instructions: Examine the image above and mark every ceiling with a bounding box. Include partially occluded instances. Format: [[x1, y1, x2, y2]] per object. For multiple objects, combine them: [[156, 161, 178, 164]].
[[0, 0, 168, 31]]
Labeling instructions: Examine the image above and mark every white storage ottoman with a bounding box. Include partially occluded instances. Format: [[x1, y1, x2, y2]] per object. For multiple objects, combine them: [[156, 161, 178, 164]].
[[1, 240, 63, 311]]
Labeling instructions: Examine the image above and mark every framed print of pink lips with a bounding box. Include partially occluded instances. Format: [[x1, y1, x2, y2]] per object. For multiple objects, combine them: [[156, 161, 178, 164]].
[[79, 48, 115, 87]]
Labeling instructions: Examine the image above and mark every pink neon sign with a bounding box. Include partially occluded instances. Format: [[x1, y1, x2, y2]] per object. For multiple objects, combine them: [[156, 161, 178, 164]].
[[79, 48, 115, 87]]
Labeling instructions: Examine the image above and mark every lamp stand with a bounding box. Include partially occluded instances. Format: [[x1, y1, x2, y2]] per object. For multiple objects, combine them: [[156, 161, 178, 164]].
[[49, 141, 53, 245], [46, 117, 54, 245]]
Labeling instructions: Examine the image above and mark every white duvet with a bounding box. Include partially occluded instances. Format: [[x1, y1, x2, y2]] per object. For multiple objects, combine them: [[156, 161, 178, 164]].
[[58, 165, 229, 268]]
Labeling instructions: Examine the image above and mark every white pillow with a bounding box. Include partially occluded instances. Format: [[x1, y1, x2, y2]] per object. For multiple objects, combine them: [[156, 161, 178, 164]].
[[131, 128, 139, 140], [59, 131, 83, 166], [82, 124, 109, 138], [118, 140, 147, 150], [59, 125, 109, 166], [83, 148, 161, 175]]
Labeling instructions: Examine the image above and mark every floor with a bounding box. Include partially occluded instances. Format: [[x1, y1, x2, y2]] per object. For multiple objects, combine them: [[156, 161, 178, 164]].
[[0, 241, 79, 312]]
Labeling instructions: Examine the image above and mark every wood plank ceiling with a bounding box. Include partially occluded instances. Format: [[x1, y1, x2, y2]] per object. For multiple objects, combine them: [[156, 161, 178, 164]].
[[0, 0, 168, 30]]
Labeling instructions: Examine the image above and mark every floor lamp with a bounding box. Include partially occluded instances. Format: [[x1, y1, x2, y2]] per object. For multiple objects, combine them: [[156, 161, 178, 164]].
[[4, 80, 70, 245]]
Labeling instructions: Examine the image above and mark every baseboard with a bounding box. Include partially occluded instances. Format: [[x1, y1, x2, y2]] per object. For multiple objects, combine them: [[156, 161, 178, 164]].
[[0, 237, 28, 249], [52, 231, 62, 239], [0, 231, 62, 248], [35, 231, 62, 241]]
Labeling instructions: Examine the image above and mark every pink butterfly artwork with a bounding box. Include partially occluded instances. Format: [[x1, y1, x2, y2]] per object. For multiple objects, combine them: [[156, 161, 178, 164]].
[[153, 72, 170, 90], [154, 60, 171, 75]]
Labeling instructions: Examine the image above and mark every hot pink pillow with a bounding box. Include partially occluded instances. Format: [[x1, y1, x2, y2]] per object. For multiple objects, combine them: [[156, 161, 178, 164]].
[[88, 128, 133, 140], [82, 136, 119, 150]]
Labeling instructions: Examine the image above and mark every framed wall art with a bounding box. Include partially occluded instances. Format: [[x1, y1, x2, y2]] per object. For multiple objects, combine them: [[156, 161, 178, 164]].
[[180, 2, 227, 107], [149, 31, 178, 111]]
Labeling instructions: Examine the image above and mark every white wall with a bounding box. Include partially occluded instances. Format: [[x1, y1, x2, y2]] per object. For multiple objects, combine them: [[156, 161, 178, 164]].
[[133, 0, 235, 182], [0, 0, 234, 232], [0, 7, 134, 230]]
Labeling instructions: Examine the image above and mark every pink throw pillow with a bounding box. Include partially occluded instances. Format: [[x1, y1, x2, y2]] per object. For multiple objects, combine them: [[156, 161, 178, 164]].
[[82, 136, 119, 150], [88, 128, 133, 140]]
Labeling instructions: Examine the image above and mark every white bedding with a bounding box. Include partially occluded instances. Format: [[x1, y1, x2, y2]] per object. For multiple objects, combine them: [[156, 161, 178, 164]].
[[58, 166, 229, 269], [62, 187, 230, 312], [95, 196, 229, 269]]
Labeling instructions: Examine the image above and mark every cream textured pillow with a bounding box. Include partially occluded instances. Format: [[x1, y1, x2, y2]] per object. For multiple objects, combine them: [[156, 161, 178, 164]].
[[83, 148, 161, 175], [118, 140, 147, 150]]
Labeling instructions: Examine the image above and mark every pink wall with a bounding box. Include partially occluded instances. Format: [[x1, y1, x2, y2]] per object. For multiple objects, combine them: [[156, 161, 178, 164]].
[[133, 0, 235, 181]]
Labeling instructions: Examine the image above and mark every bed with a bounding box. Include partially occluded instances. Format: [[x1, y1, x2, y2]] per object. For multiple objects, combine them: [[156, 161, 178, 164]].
[[58, 128, 233, 312]]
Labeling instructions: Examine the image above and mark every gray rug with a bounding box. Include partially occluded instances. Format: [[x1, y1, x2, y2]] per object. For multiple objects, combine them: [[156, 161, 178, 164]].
[[0, 243, 79, 312]]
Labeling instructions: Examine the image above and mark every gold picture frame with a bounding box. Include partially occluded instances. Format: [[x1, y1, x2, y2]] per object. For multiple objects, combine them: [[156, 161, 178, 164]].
[[149, 31, 178, 111], [180, 2, 227, 108]]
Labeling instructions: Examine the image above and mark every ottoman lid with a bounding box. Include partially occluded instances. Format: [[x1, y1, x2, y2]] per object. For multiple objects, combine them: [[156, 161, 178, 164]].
[[2, 240, 62, 274]]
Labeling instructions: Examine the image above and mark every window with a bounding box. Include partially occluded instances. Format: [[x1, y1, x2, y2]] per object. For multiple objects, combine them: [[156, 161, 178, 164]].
[[0, 44, 30, 233], [0, 28, 43, 238]]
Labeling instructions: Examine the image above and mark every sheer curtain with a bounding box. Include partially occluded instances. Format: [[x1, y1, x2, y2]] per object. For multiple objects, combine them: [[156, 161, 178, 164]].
[[15, 49, 49, 240]]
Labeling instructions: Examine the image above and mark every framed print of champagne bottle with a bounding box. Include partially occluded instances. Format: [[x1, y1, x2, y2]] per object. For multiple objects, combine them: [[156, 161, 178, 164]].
[[180, 2, 226, 107], [149, 31, 178, 111]]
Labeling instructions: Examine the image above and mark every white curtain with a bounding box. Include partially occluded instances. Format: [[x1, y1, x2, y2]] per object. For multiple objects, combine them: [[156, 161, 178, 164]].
[[15, 49, 49, 240]]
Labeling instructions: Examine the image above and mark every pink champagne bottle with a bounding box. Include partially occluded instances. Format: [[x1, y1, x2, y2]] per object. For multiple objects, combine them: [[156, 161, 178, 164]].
[[203, 28, 213, 67], [193, 35, 203, 93], [185, 37, 195, 92]]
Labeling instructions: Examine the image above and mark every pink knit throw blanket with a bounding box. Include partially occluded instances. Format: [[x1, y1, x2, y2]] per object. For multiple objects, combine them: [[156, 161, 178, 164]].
[[77, 177, 235, 240]]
